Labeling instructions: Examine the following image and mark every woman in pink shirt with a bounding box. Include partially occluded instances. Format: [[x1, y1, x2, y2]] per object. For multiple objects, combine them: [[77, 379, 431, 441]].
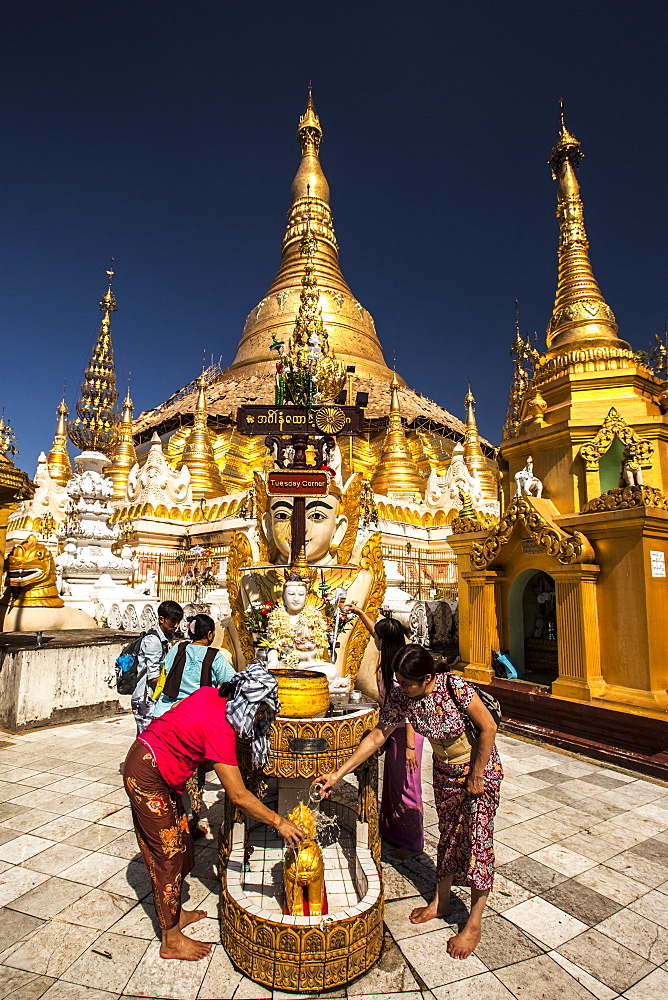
[[123, 666, 303, 962]]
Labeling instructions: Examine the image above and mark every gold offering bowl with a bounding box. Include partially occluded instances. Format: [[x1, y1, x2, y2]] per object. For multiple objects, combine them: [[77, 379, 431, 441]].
[[269, 667, 330, 718]]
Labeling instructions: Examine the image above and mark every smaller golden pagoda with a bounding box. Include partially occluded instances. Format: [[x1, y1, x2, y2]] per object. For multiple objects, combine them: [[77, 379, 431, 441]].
[[176, 371, 225, 500], [68, 265, 119, 456], [105, 384, 137, 501], [371, 372, 424, 500], [451, 105, 668, 742], [47, 398, 72, 488], [463, 385, 497, 499]]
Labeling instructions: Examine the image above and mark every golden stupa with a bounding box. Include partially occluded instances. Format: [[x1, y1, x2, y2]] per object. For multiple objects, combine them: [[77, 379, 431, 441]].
[[105, 384, 137, 501], [134, 89, 497, 498], [451, 105, 668, 736]]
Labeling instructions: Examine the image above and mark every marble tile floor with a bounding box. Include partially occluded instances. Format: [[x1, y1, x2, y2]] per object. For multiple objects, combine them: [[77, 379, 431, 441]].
[[0, 718, 667, 998], [243, 827, 360, 914]]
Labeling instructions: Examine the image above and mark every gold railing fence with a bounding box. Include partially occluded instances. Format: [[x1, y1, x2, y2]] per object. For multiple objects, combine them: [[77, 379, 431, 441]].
[[133, 541, 458, 606], [134, 544, 230, 607], [381, 543, 458, 602]]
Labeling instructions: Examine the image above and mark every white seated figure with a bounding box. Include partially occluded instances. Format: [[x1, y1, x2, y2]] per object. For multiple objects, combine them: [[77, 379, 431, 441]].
[[514, 456, 543, 499], [265, 574, 348, 693]]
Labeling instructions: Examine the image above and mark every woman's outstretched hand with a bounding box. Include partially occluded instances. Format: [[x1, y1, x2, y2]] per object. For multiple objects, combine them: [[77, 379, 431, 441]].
[[312, 773, 339, 799], [343, 604, 363, 616], [275, 816, 305, 847]]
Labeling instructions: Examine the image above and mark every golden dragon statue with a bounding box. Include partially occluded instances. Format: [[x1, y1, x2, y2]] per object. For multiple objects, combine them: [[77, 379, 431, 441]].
[[0, 534, 96, 631]]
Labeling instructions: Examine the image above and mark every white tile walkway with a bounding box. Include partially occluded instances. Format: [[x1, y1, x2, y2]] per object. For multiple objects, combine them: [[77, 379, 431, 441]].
[[0, 716, 666, 998]]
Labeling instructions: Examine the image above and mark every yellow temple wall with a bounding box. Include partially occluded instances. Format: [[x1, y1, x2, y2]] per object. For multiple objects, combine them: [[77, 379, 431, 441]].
[[564, 508, 668, 709]]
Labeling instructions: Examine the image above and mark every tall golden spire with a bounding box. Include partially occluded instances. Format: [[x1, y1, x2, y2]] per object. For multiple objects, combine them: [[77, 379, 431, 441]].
[[371, 371, 424, 500], [546, 104, 628, 356], [230, 87, 388, 377], [463, 385, 497, 498], [68, 263, 119, 455], [105, 382, 137, 501], [47, 397, 72, 487], [177, 371, 224, 500]]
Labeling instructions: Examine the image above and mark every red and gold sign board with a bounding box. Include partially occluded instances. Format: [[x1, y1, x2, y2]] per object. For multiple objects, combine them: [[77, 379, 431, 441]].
[[267, 471, 329, 497]]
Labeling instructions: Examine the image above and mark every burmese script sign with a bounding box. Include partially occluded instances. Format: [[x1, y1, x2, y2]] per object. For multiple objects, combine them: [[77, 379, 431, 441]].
[[267, 471, 330, 497], [236, 405, 364, 436]]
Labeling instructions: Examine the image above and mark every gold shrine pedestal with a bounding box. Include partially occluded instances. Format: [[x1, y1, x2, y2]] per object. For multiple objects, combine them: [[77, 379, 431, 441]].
[[219, 705, 383, 992]]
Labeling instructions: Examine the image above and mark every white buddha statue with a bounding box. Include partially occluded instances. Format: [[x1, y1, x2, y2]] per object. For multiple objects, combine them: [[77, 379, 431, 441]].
[[265, 574, 347, 692]]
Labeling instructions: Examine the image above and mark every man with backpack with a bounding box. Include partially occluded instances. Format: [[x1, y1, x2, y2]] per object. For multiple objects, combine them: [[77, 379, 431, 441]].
[[130, 600, 184, 735]]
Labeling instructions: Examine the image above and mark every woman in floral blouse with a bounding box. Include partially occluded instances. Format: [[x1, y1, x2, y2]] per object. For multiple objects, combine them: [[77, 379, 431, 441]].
[[316, 644, 502, 960]]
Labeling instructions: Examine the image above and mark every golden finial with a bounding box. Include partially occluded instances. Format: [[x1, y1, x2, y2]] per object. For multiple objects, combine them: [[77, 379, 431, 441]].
[[545, 105, 627, 356], [47, 396, 72, 487], [548, 99, 583, 179], [297, 82, 322, 154], [285, 545, 317, 588], [176, 367, 224, 499], [371, 372, 424, 500], [68, 264, 120, 455], [463, 384, 497, 498]]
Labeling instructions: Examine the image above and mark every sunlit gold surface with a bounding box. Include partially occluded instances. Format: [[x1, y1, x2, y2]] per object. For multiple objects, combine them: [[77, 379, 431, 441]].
[[276, 221, 346, 403], [68, 267, 119, 455], [370, 372, 424, 499], [546, 109, 629, 357], [0, 534, 63, 609], [269, 668, 330, 719], [463, 386, 498, 498], [283, 802, 324, 917], [105, 386, 137, 500], [230, 88, 389, 379], [176, 372, 225, 499], [47, 398, 72, 488]]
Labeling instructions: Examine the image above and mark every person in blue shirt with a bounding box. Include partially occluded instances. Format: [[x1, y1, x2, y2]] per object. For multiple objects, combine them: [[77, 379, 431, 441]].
[[152, 612, 235, 718], [150, 612, 236, 835], [131, 600, 183, 735]]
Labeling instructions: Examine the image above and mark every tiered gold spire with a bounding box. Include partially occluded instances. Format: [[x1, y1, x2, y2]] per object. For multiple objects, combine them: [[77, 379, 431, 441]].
[[105, 383, 137, 501], [230, 87, 388, 376], [68, 264, 119, 455], [47, 398, 72, 487], [371, 372, 424, 500], [463, 385, 497, 498], [277, 218, 346, 403], [176, 371, 224, 500], [546, 104, 628, 356]]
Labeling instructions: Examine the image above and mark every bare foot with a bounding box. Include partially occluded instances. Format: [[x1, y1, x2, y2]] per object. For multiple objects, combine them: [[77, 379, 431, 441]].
[[447, 922, 481, 959], [179, 908, 207, 929], [160, 927, 212, 961], [409, 899, 450, 924]]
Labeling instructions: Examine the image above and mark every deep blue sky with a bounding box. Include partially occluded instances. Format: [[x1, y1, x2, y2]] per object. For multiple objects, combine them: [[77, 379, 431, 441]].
[[3, 1, 668, 474]]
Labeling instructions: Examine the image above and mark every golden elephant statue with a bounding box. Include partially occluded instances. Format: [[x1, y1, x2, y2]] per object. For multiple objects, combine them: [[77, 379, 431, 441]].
[[283, 802, 324, 917]]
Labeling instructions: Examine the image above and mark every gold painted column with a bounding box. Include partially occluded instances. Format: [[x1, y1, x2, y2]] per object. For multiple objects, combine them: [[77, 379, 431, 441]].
[[584, 462, 600, 505], [460, 569, 499, 684], [550, 564, 604, 702]]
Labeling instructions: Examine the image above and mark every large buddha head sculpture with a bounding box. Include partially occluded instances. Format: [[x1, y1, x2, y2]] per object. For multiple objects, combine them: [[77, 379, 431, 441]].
[[254, 471, 362, 566]]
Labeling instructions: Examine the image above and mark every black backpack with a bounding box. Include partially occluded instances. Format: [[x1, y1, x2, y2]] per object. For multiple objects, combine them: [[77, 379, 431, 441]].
[[446, 672, 502, 739], [161, 641, 218, 700], [114, 629, 169, 695]]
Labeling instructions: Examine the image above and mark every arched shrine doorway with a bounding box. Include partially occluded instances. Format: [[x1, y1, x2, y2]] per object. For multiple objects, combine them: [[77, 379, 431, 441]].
[[508, 569, 558, 686]]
